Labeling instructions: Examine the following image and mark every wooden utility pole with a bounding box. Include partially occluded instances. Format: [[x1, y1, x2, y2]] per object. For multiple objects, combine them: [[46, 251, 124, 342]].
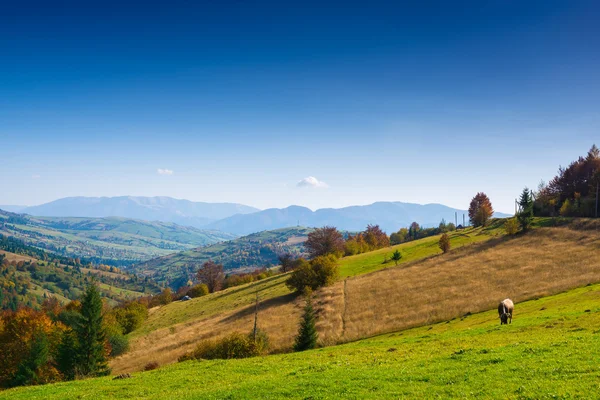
[[455, 212, 457, 227], [596, 182, 600, 218], [253, 290, 259, 341]]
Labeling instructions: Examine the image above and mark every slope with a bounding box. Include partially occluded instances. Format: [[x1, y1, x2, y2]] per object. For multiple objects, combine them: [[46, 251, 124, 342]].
[[110, 219, 600, 373], [132, 226, 313, 287], [0, 210, 235, 266], [4, 278, 600, 399]]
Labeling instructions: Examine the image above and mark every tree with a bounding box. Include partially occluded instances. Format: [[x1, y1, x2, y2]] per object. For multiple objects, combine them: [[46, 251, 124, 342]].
[[286, 256, 339, 294], [408, 222, 421, 240], [391, 249, 402, 266], [304, 226, 345, 259], [278, 254, 298, 273], [517, 187, 534, 231], [196, 261, 225, 293], [468, 192, 494, 227], [56, 330, 78, 381], [74, 284, 110, 377], [10, 333, 50, 387], [363, 225, 390, 250], [187, 284, 209, 298], [390, 228, 409, 245], [504, 218, 519, 235], [294, 291, 318, 352], [438, 233, 451, 253]]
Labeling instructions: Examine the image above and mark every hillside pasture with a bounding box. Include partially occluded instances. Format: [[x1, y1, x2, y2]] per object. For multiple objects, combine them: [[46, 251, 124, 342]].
[[110, 220, 600, 373], [5, 279, 600, 399]]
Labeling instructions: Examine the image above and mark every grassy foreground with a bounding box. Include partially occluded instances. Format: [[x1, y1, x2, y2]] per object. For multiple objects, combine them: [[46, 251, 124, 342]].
[[5, 282, 600, 399]]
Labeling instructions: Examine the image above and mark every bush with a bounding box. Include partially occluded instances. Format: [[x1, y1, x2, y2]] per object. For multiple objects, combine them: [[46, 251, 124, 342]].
[[115, 302, 148, 334], [504, 218, 519, 235], [438, 233, 451, 253], [187, 284, 209, 298], [179, 332, 263, 361], [143, 361, 160, 371], [108, 333, 129, 357], [286, 255, 339, 294]]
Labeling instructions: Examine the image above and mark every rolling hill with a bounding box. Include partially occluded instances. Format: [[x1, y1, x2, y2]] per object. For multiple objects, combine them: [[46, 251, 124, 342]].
[[0, 236, 162, 310], [0, 210, 236, 266], [132, 227, 313, 287], [206, 202, 512, 235], [4, 221, 600, 398], [111, 218, 600, 374], [13, 196, 259, 228]]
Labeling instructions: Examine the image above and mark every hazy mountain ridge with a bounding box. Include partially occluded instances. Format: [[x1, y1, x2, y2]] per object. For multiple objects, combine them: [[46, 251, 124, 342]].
[[15, 196, 260, 228], [207, 202, 512, 235]]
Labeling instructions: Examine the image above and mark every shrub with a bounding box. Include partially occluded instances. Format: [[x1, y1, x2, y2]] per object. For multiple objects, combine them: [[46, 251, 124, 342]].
[[179, 332, 262, 361], [438, 233, 451, 253], [504, 218, 519, 235], [108, 333, 129, 357], [286, 255, 339, 294], [115, 302, 148, 334], [391, 249, 402, 265], [187, 284, 209, 298], [143, 361, 159, 371]]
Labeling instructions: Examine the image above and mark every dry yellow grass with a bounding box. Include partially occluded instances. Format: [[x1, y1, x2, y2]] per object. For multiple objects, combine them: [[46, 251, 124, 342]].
[[111, 221, 600, 373], [0, 250, 37, 263]]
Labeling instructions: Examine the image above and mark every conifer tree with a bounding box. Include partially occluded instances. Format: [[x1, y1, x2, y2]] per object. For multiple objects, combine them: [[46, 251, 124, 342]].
[[74, 284, 110, 377], [294, 290, 318, 352], [517, 187, 534, 231], [56, 330, 78, 380], [10, 333, 49, 387]]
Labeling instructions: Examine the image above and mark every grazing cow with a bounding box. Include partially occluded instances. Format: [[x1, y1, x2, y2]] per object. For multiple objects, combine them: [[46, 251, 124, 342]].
[[498, 299, 514, 325]]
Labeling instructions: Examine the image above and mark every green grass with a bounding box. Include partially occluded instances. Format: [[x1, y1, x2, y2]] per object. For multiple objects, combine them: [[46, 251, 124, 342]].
[[5, 281, 600, 399], [340, 223, 505, 278]]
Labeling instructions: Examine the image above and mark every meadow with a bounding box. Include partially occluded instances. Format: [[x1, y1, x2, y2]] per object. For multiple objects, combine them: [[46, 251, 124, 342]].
[[110, 219, 600, 373], [4, 280, 600, 399]]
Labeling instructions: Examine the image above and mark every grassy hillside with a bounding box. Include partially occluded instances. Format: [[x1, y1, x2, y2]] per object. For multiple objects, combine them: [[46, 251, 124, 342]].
[[4, 280, 600, 399], [109, 219, 600, 373], [132, 227, 314, 287], [0, 210, 235, 266]]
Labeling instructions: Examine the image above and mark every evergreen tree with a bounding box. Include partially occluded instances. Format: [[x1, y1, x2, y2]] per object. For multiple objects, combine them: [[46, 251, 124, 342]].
[[74, 284, 110, 377], [517, 187, 534, 231], [56, 330, 78, 380], [391, 249, 403, 266], [294, 291, 318, 352], [10, 333, 49, 387]]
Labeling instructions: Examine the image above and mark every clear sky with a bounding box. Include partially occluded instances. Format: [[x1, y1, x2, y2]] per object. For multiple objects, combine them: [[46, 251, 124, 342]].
[[1, 1, 598, 213]]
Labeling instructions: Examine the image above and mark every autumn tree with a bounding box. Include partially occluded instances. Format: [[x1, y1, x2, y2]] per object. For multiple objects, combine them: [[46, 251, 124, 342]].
[[304, 226, 345, 259], [390, 228, 409, 245], [278, 253, 299, 273], [196, 260, 225, 293], [468, 192, 494, 227], [438, 233, 451, 253], [363, 224, 390, 250]]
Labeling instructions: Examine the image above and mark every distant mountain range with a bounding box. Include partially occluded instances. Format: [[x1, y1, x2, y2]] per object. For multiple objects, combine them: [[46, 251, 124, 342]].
[[1, 197, 511, 236], [4, 196, 259, 228], [206, 202, 511, 235]]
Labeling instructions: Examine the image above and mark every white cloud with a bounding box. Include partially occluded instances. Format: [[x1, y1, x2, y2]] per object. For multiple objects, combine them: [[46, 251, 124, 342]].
[[297, 176, 329, 188], [31, 174, 41, 179], [157, 169, 174, 176]]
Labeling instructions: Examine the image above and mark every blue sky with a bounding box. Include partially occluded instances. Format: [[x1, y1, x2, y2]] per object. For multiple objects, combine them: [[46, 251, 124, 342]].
[[1, 1, 598, 213]]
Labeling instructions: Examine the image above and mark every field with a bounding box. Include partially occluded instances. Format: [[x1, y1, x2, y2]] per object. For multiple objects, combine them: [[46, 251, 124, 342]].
[[4, 280, 600, 399], [108, 219, 600, 373]]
